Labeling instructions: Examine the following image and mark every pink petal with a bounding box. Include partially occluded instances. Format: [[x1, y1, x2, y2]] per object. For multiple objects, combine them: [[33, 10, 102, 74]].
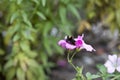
[[81, 42, 96, 52], [77, 34, 84, 39], [58, 40, 66, 48], [108, 55, 117, 63], [65, 43, 76, 50]]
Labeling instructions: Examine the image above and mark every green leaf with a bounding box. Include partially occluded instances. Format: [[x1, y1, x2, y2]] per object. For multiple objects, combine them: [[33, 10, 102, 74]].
[[4, 59, 14, 71], [36, 12, 46, 20], [27, 59, 39, 68], [16, 68, 25, 80], [86, 72, 100, 80], [97, 64, 107, 74], [41, 0, 46, 7], [39, 52, 47, 66], [13, 34, 20, 42], [59, 6, 67, 24], [68, 4, 81, 20], [10, 12, 18, 23], [22, 11, 32, 27], [31, 0, 39, 4], [6, 67, 16, 80], [26, 70, 36, 80], [17, 0, 23, 5], [0, 49, 5, 55], [116, 9, 120, 27], [43, 38, 52, 55], [43, 22, 52, 37], [20, 41, 30, 52]]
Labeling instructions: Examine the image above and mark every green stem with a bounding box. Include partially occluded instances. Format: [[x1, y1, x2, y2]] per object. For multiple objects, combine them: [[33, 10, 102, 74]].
[[67, 52, 77, 71], [70, 51, 77, 61], [67, 51, 86, 80]]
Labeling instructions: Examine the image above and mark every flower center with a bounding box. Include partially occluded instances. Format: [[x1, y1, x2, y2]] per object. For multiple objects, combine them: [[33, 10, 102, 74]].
[[75, 40, 83, 48]]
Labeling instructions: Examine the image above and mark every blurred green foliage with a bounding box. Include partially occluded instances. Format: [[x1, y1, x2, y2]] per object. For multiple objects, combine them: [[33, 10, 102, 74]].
[[0, 0, 83, 80], [85, 0, 120, 32], [1, 0, 119, 80]]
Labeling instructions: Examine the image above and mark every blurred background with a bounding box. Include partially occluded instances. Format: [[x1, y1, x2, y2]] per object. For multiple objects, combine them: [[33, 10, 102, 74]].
[[0, 0, 120, 80]]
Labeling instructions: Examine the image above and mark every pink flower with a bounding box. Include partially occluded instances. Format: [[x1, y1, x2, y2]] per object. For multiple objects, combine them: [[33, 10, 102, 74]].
[[58, 40, 76, 50], [74, 34, 95, 51], [58, 34, 95, 51], [104, 55, 120, 73]]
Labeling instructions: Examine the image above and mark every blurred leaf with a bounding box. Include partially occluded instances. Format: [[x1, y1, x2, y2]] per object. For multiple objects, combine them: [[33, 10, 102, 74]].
[[22, 11, 32, 27], [26, 70, 36, 80], [77, 20, 91, 34], [12, 34, 20, 42], [17, 68, 25, 80], [27, 59, 39, 68], [95, 0, 102, 6], [17, 0, 23, 5], [36, 11, 46, 20], [88, 11, 96, 19], [4, 59, 14, 71], [43, 38, 52, 55], [41, 0, 46, 7], [116, 9, 120, 27], [31, 0, 39, 5], [86, 72, 100, 80], [68, 4, 80, 20], [43, 22, 52, 37], [6, 67, 16, 80], [59, 6, 67, 24], [10, 12, 18, 23], [20, 41, 30, 52], [20, 60, 27, 72], [0, 49, 5, 55], [97, 64, 107, 74]]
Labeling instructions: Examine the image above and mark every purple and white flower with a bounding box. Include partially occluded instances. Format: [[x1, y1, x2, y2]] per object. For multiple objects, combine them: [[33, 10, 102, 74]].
[[58, 34, 95, 51], [104, 55, 120, 73]]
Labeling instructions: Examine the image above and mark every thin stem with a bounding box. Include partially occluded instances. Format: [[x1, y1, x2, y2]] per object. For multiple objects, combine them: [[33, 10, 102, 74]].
[[67, 51, 77, 71], [70, 51, 77, 61], [67, 50, 86, 80]]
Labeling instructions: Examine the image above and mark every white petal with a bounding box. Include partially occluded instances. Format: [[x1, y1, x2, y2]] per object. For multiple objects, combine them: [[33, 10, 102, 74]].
[[108, 55, 117, 64], [104, 60, 113, 67], [107, 66, 115, 73], [81, 42, 95, 52], [116, 66, 120, 72]]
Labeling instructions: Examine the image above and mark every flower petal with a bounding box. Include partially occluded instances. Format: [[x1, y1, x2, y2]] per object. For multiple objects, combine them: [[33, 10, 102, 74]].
[[65, 43, 76, 50], [77, 34, 84, 39], [108, 55, 117, 64], [74, 34, 84, 41], [107, 66, 115, 73], [117, 57, 120, 65], [104, 60, 115, 73], [58, 40, 66, 48], [81, 42, 95, 52], [116, 66, 120, 72], [104, 60, 113, 68]]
